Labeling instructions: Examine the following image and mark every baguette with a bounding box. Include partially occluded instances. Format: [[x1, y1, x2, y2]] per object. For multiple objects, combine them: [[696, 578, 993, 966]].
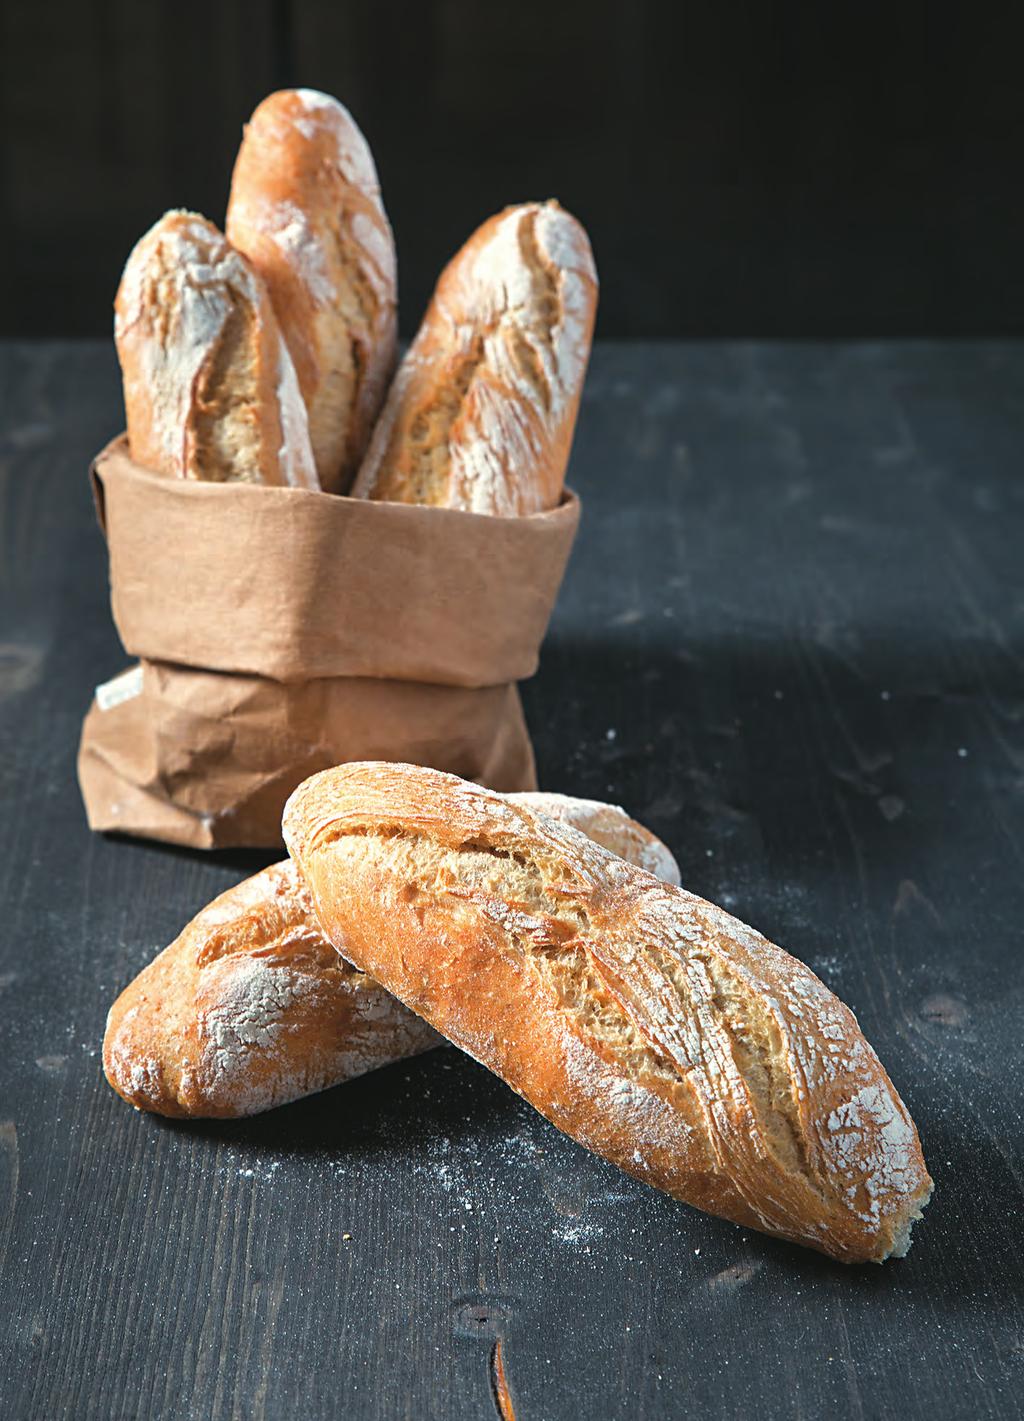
[[103, 859, 436, 1119], [351, 201, 597, 515], [283, 763, 933, 1262], [227, 89, 398, 492], [103, 794, 678, 1118], [114, 210, 318, 489]]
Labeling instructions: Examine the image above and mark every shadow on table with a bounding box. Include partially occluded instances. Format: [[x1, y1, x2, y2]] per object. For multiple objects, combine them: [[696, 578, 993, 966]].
[[162, 1041, 511, 1160], [96, 829, 283, 876], [161, 1035, 1024, 1312]]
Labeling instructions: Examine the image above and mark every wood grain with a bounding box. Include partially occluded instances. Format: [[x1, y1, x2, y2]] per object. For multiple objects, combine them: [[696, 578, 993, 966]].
[[0, 341, 1022, 1419]]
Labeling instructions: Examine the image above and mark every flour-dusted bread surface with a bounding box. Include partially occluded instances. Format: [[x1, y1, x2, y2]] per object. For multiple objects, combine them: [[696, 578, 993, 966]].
[[102, 794, 678, 1118], [102, 859, 438, 1118], [284, 763, 933, 1262], [227, 89, 397, 492], [114, 210, 318, 488], [351, 201, 597, 514]]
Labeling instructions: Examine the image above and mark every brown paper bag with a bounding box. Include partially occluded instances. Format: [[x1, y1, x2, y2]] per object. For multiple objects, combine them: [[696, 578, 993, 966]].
[[78, 438, 579, 849]]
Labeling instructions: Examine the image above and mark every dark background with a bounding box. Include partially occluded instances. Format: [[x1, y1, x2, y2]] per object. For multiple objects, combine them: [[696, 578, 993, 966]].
[[2, 0, 1023, 340]]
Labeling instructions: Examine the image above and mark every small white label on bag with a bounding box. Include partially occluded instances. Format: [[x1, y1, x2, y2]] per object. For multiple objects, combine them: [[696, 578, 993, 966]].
[[95, 664, 144, 711]]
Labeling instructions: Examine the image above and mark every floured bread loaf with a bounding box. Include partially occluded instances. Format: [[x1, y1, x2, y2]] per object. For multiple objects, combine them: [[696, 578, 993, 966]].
[[352, 201, 598, 515], [102, 859, 439, 1119], [284, 763, 933, 1262], [227, 89, 398, 492], [115, 210, 318, 488]]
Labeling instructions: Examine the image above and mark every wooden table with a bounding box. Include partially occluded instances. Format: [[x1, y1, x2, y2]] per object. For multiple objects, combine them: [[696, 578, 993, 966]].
[[1, 341, 1021, 1420]]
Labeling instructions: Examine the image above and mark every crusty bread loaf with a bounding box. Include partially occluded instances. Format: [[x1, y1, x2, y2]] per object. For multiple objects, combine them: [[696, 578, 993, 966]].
[[351, 201, 598, 515], [227, 89, 397, 492], [103, 793, 678, 1118], [115, 210, 318, 489], [283, 763, 933, 1262], [102, 859, 439, 1119]]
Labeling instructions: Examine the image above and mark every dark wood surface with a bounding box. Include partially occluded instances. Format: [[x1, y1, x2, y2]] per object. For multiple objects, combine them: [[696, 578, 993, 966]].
[[1, 340, 1022, 1420]]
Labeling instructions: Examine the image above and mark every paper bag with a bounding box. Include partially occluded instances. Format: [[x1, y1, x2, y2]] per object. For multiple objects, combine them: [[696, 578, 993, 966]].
[[78, 438, 579, 849]]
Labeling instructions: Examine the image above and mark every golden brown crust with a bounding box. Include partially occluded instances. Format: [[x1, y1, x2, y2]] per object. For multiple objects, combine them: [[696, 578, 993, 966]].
[[351, 201, 598, 514], [102, 795, 677, 1118], [102, 860, 438, 1118], [283, 763, 933, 1262], [227, 90, 398, 492], [114, 210, 318, 489]]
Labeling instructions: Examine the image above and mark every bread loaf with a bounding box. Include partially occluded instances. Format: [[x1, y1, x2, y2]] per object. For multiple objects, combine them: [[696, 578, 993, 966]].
[[102, 860, 438, 1119], [115, 210, 318, 489], [103, 793, 678, 1118], [351, 201, 597, 514], [227, 89, 398, 492], [283, 763, 933, 1262]]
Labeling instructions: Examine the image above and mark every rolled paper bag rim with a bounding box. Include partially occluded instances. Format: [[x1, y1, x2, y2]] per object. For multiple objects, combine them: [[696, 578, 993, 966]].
[[91, 436, 580, 688]]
